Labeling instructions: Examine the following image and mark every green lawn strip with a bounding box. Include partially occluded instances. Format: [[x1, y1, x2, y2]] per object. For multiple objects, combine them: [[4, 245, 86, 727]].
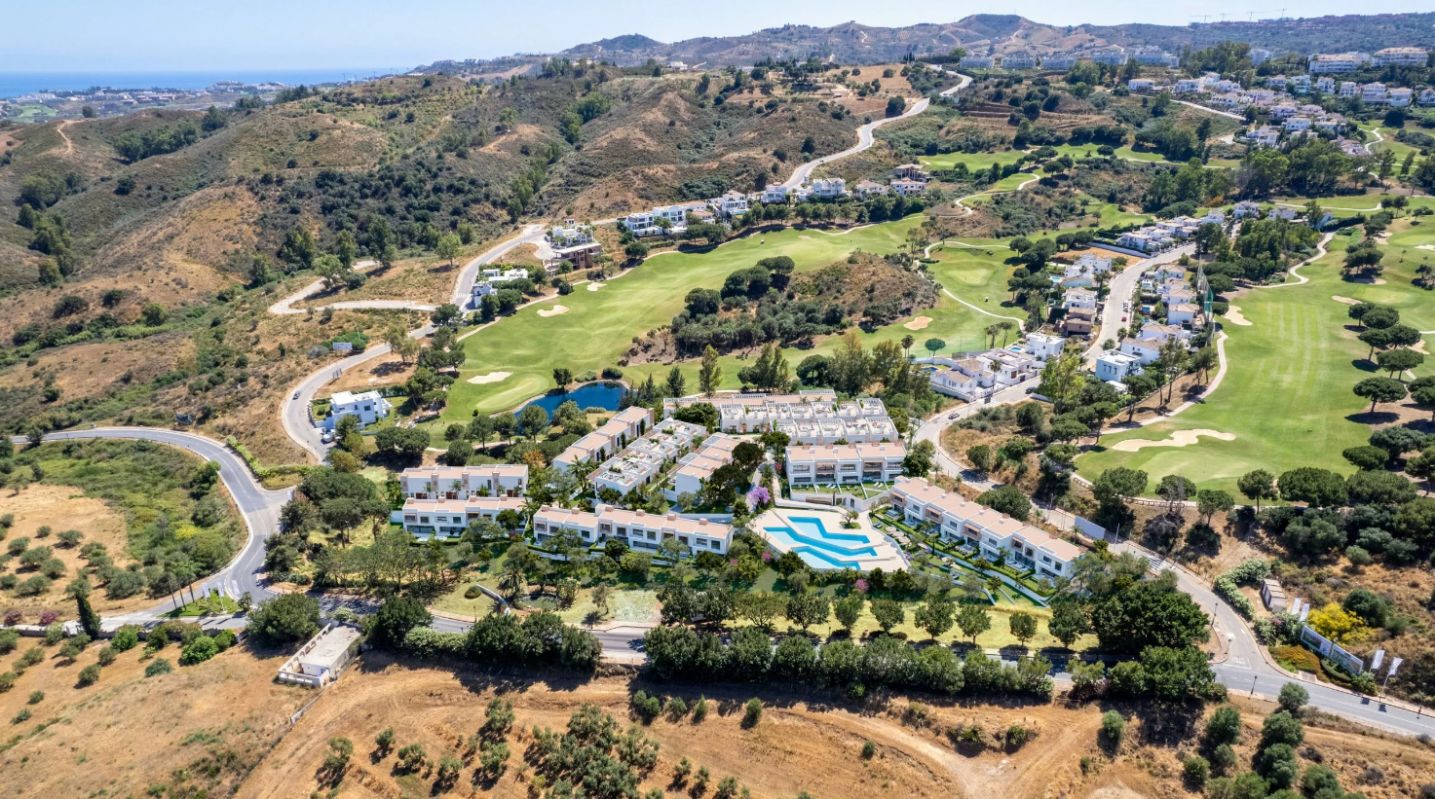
[[165, 595, 240, 618], [1076, 228, 1433, 496]]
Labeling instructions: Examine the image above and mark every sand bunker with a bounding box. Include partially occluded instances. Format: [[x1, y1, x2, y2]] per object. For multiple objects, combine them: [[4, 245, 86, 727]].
[[1223, 305, 1251, 326], [1416, 244, 1435, 252], [1110, 429, 1236, 452], [467, 371, 511, 385], [903, 316, 933, 331], [1331, 295, 1361, 305], [537, 304, 570, 318], [587, 282, 605, 292]]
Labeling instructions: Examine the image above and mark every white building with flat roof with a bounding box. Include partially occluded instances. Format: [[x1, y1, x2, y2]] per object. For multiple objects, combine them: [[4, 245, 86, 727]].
[[589, 417, 706, 497], [400, 465, 529, 499], [786, 441, 906, 488], [533, 505, 732, 555], [396, 496, 526, 538], [668, 434, 743, 501], [1373, 47, 1427, 67], [888, 477, 1082, 580], [1095, 351, 1142, 383], [276, 623, 362, 688], [666, 391, 897, 444], [323, 390, 391, 430], [1308, 52, 1371, 73], [553, 406, 653, 472]]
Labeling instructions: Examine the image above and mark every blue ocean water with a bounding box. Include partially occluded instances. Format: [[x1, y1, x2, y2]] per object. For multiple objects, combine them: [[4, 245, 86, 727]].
[[0, 68, 399, 99]]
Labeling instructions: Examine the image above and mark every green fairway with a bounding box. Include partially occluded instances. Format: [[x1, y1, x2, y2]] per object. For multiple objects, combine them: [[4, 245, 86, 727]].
[[445, 216, 936, 417], [620, 239, 1021, 392], [921, 143, 1109, 172], [1076, 222, 1435, 495]]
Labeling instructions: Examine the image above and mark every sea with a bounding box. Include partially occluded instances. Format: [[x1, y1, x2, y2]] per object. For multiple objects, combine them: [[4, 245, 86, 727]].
[[0, 68, 401, 99]]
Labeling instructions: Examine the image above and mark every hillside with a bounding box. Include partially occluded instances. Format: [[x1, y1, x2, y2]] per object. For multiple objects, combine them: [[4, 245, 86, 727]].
[[416, 12, 1435, 73]]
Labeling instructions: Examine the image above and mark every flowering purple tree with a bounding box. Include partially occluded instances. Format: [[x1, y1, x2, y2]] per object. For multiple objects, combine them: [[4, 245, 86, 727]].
[[747, 486, 771, 509]]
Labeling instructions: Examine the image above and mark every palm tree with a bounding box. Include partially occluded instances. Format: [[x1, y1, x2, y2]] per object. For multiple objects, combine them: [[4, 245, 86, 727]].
[[999, 320, 1017, 346], [984, 324, 1000, 349]]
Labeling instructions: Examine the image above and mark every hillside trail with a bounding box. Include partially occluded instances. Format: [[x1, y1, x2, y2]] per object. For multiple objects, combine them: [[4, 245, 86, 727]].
[[55, 119, 76, 155]]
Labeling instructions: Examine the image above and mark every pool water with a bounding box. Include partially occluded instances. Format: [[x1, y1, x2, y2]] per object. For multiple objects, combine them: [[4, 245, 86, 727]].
[[763, 514, 880, 570]]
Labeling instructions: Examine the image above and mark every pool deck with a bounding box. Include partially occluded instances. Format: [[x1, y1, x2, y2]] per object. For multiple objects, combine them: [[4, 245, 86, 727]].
[[752, 507, 909, 572]]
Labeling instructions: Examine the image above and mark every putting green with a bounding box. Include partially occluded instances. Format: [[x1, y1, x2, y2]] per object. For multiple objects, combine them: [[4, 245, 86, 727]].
[[1077, 220, 1435, 495]]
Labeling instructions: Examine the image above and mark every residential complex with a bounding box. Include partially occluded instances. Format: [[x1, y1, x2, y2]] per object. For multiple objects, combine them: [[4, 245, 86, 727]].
[[532, 505, 733, 555], [589, 417, 707, 497], [888, 477, 1082, 581], [399, 465, 529, 499], [785, 441, 906, 488], [665, 391, 898, 444], [553, 406, 653, 471]]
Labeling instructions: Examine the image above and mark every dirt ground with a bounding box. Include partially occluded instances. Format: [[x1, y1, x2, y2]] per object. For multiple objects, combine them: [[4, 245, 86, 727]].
[[0, 484, 154, 616], [0, 639, 305, 799], [234, 653, 1435, 799]]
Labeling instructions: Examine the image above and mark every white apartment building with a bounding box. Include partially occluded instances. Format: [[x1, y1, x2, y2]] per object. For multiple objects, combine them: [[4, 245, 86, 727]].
[[553, 406, 653, 472], [1373, 47, 1428, 67], [532, 505, 732, 555], [1308, 52, 1371, 74], [589, 417, 706, 497], [1001, 52, 1038, 70], [888, 477, 1082, 580], [1313, 76, 1334, 94], [396, 496, 526, 539], [668, 434, 743, 500], [785, 441, 906, 488], [400, 465, 529, 499], [1131, 47, 1179, 67], [960, 55, 995, 69], [1091, 48, 1128, 66], [1042, 54, 1078, 70], [323, 390, 391, 431]]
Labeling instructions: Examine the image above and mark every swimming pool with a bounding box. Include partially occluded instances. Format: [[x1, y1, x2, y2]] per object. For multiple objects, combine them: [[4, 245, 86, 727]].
[[761, 513, 885, 570]]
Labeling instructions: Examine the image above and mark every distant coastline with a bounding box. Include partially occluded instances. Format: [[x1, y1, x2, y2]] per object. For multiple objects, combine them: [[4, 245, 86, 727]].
[[0, 68, 400, 99]]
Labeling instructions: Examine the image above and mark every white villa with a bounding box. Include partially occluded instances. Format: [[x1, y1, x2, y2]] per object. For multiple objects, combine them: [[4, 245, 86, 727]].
[[589, 417, 707, 497], [553, 406, 653, 472], [926, 346, 1043, 402], [1095, 351, 1143, 384], [400, 465, 529, 499], [1118, 337, 1163, 365], [888, 477, 1082, 581], [707, 190, 750, 219], [323, 390, 391, 431], [805, 178, 848, 200], [1063, 287, 1098, 313], [786, 441, 905, 488], [623, 202, 705, 237], [533, 505, 732, 555], [890, 178, 928, 196], [760, 185, 793, 204]]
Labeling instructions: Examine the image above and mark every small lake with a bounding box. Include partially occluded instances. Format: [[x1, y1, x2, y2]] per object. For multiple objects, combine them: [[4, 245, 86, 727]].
[[519, 381, 627, 415]]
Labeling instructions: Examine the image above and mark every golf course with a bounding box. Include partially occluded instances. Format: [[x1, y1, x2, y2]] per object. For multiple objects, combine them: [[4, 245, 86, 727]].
[[442, 214, 1013, 419], [1076, 215, 1435, 496]]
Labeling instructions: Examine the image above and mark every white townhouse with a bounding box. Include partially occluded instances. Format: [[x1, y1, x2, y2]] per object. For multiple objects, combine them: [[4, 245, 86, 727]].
[[1338, 81, 1360, 98], [1001, 52, 1038, 70], [960, 55, 995, 69], [1127, 78, 1157, 93], [547, 222, 594, 248], [668, 434, 743, 501], [1167, 303, 1200, 326], [1313, 76, 1334, 94], [396, 496, 526, 539], [785, 441, 906, 488], [1283, 116, 1313, 133], [323, 390, 391, 431], [1173, 77, 1206, 95], [400, 465, 529, 500], [1138, 322, 1193, 346], [1091, 48, 1128, 66], [552, 406, 653, 472], [1250, 48, 1273, 66], [1387, 88, 1413, 108], [1095, 351, 1143, 383], [852, 179, 889, 198], [1042, 53, 1078, 70], [532, 505, 732, 555], [589, 417, 706, 497], [888, 477, 1082, 580], [1361, 83, 1389, 104]]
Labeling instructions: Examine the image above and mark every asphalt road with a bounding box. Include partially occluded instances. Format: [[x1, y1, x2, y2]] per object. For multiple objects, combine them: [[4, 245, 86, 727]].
[[779, 70, 971, 189]]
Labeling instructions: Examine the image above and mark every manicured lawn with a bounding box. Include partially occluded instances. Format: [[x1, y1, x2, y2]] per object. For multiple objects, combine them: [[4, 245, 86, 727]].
[[921, 143, 1112, 173], [1076, 223, 1435, 495], [444, 216, 944, 417]]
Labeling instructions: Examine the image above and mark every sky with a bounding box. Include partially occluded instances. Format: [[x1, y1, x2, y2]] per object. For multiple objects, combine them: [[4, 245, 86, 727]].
[[4, 0, 1432, 73]]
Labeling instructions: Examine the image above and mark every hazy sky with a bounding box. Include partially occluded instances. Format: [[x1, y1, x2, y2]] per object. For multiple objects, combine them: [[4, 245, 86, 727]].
[[5, 0, 1431, 72]]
